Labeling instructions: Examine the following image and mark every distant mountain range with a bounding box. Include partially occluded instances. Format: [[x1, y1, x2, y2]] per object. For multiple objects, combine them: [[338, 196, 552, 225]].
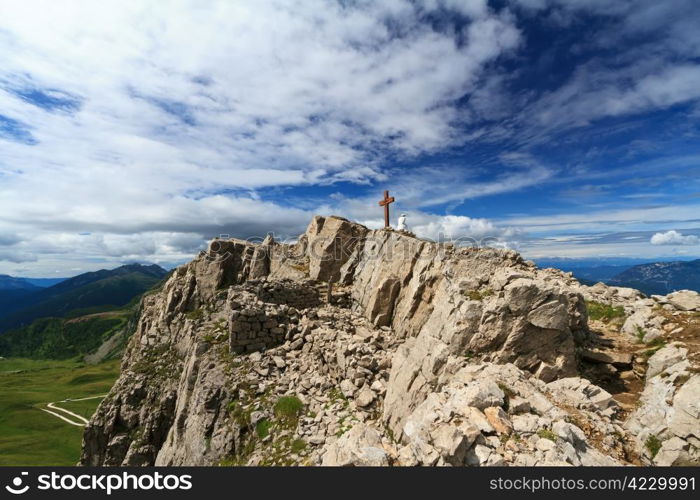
[[608, 259, 700, 296], [0, 274, 40, 290], [536, 257, 700, 296], [0, 263, 168, 334], [0, 274, 67, 290]]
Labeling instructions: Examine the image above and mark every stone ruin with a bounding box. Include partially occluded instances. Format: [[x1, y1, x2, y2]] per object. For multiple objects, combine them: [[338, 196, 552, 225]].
[[228, 278, 320, 354]]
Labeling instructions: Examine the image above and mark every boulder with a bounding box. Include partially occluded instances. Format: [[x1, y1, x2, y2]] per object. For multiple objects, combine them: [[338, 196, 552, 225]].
[[547, 377, 616, 411], [321, 424, 389, 466], [355, 386, 376, 408], [646, 344, 688, 379], [621, 307, 664, 342], [626, 346, 699, 465], [581, 349, 633, 369], [666, 290, 700, 311], [304, 216, 369, 283], [483, 407, 513, 435]]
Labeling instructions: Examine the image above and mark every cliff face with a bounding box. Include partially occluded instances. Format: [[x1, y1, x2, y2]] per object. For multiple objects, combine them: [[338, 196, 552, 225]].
[[80, 216, 700, 466]]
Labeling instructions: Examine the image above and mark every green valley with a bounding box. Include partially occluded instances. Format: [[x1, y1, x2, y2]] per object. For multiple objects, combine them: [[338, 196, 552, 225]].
[[0, 358, 120, 465]]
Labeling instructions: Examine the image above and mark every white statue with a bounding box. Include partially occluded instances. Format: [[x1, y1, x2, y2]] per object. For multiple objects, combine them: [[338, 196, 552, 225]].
[[397, 213, 408, 231]]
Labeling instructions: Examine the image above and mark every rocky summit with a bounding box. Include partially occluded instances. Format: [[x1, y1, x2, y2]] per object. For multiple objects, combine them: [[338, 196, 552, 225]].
[[80, 216, 700, 467]]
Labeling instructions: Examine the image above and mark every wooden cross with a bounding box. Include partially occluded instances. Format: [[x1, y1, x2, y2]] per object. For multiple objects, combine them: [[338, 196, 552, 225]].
[[378, 190, 395, 228]]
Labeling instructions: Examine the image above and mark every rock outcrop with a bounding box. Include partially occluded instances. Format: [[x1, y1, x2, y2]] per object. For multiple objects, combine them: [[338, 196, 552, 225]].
[[626, 344, 700, 465], [80, 216, 700, 467]]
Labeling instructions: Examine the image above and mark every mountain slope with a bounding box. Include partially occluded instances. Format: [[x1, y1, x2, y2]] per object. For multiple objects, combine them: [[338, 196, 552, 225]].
[[0, 289, 39, 316], [23, 277, 68, 288], [0, 312, 129, 359], [0, 264, 168, 332], [0, 274, 39, 290], [608, 259, 700, 295]]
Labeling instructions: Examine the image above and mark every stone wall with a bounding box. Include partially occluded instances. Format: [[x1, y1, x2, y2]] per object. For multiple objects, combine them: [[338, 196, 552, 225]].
[[227, 284, 308, 354], [245, 279, 321, 309], [229, 302, 296, 354]]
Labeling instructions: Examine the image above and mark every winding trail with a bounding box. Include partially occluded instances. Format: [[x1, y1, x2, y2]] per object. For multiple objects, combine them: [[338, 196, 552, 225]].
[[38, 394, 107, 427]]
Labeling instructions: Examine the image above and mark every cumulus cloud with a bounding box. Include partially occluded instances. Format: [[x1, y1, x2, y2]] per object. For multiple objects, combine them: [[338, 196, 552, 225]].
[[411, 214, 522, 246], [650, 230, 700, 246], [1, 1, 699, 274], [0, 0, 527, 274]]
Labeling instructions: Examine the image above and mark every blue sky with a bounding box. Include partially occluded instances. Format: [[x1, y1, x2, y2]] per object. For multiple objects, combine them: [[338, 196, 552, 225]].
[[1, 0, 700, 276]]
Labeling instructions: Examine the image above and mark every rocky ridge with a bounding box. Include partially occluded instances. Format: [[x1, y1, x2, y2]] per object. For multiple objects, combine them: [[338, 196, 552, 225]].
[[80, 216, 700, 466]]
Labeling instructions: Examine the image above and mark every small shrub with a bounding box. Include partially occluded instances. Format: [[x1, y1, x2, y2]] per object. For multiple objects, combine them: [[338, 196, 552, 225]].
[[586, 301, 625, 322], [255, 419, 272, 439], [537, 429, 558, 442], [635, 326, 646, 343], [291, 438, 307, 453], [645, 434, 662, 458], [274, 395, 304, 424]]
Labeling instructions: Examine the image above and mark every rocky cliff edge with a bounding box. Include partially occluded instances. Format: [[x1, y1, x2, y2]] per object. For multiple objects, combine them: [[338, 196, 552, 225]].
[[80, 216, 700, 466]]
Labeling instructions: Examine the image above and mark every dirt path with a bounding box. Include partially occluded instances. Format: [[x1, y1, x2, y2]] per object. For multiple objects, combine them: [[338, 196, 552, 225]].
[[38, 394, 107, 427]]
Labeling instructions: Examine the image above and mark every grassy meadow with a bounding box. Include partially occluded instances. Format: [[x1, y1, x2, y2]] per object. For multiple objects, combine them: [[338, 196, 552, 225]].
[[0, 358, 120, 465]]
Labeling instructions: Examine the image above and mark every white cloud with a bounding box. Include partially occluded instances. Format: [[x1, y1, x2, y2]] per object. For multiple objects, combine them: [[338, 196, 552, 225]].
[[1, 1, 699, 274], [523, 64, 700, 136], [650, 230, 700, 246], [499, 203, 700, 234], [0, 0, 526, 274]]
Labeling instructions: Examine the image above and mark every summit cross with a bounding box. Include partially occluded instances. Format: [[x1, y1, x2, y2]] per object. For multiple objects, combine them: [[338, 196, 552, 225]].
[[378, 190, 395, 228]]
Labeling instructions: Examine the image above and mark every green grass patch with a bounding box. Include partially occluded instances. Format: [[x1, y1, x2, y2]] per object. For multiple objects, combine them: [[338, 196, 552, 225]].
[[463, 288, 494, 301], [0, 357, 120, 465], [273, 395, 304, 425], [255, 419, 273, 439], [586, 301, 625, 322], [57, 397, 106, 420], [645, 434, 662, 458], [291, 438, 306, 453], [537, 429, 558, 442]]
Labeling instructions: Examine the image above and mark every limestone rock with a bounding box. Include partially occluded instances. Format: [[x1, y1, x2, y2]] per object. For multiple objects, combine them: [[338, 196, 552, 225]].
[[626, 346, 699, 465], [483, 407, 513, 435], [621, 307, 665, 343], [646, 344, 688, 379], [79, 215, 655, 468], [321, 424, 389, 466], [304, 216, 368, 283], [355, 386, 376, 408], [666, 290, 700, 311], [580, 349, 633, 369]]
